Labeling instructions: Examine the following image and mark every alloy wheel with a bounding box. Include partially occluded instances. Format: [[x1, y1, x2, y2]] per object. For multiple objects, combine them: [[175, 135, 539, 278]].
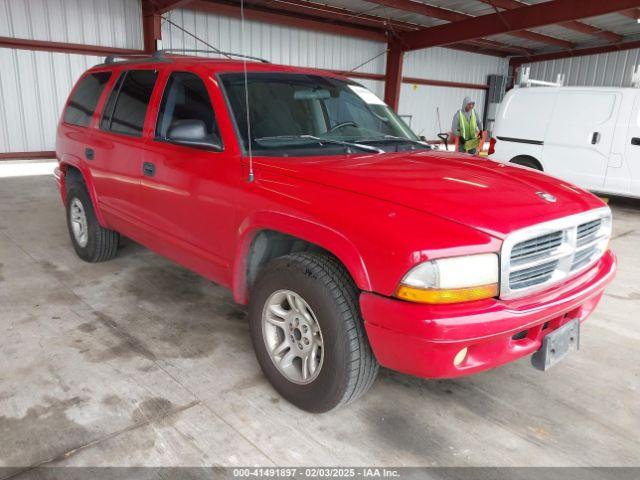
[[70, 198, 89, 248], [261, 289, 324, 384]]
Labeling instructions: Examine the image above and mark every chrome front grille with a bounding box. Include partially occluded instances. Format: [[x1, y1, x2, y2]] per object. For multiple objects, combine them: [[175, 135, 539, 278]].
[[500, 208, 612, 299], [509, 259, 559, 290], [577, 219, 602, 247], [571, 245, 597, 270], [510, 231, 563, 264]]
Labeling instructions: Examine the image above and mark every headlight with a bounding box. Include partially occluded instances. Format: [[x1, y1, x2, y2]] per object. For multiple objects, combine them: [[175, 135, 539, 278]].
[[395, 253, 499, 304]]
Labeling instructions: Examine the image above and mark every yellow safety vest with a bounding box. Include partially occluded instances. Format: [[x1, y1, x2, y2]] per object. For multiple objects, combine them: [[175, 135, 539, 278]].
[[458, 110, 480, 151]]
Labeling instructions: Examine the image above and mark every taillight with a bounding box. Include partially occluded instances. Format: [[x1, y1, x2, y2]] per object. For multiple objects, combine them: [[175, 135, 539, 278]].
[[488, 137, 497, 155]]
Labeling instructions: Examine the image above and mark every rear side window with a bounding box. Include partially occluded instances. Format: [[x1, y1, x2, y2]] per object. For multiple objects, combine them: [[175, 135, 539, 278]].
[[155, 71, 220, 143], [63, 72, 111, 126], [101, 70, 158, 136]]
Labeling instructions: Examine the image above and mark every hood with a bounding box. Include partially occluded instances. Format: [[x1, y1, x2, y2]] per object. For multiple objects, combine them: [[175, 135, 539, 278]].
[[462, 96, 474, 110], [254, 151, 605, 239]]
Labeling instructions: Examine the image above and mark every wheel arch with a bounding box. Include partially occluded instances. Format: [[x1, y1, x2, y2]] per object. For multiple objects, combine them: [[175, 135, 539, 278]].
[[232, 212, 372, 304], [59, 155, 108, 227], [510, 155, 544, 171]]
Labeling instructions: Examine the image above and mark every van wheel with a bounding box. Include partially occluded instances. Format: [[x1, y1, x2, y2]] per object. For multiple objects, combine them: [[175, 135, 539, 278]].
[[511, 156, 543, 171], [66, 182, 119, 262], [249, 253, 378, 413]]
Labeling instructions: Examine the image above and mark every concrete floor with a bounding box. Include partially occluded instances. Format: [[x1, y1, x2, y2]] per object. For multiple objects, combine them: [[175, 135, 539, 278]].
[[0, 171, 639, 469]]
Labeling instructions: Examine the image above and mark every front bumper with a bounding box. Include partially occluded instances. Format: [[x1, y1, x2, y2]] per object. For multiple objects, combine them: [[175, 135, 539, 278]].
[[361, 249, 617, 379], [54, 166, 66, 202]]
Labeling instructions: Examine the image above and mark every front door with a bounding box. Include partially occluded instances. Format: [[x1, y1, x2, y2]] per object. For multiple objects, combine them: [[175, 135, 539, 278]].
[[140, 70, 236, 283]]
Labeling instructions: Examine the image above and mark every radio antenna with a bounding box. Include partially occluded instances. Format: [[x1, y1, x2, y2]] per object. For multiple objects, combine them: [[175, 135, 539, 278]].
[[161, 16, 233, 60], [240, 0, 254, 182]]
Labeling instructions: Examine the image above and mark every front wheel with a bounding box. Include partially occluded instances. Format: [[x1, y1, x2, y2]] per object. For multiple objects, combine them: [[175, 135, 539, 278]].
[[249, 253, 378, 412]]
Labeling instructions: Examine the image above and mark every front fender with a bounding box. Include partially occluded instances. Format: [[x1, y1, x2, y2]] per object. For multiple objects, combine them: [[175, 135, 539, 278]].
[[232, 210, 372, 304]]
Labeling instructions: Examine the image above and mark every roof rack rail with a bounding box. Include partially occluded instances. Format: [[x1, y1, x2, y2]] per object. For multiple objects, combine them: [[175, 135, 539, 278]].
[[102, 49, 270, 66], [154, 49, 270, 63], [103, 53, 155, 64], [516, 66, 565, 88]]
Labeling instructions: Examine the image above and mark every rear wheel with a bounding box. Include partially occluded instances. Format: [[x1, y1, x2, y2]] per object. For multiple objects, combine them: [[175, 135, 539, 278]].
[[249, 253, 378, 412], [65, 180, 119, 262], [511, 155, 543, 171]]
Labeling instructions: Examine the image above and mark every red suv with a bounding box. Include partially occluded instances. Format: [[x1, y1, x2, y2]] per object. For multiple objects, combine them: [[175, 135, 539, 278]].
[[55, 53, 616, 412]]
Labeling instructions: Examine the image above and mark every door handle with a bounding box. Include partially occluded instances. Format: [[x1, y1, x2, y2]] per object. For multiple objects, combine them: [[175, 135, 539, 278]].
[[142, 162, 155, 177], [632, 137, 640, 146], [85, 148, 94, 160], [591, 132, 601, 145]]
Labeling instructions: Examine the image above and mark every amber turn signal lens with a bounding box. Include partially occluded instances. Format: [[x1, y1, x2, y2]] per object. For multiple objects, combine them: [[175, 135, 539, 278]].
[[395, 283, 498, 304]]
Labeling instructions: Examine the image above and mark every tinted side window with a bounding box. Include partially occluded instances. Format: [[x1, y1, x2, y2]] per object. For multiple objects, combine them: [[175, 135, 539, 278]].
[[156, 72, 220, 143], [100, 72, 125, 131], [101, 70, 158, 136], [63, 72, 111, 126]]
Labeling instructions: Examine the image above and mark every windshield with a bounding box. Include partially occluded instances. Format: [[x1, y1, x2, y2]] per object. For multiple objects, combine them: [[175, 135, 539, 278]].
[[219, 73, 425, 156]]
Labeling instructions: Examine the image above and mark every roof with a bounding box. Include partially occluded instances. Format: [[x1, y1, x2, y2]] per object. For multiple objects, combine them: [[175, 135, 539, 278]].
[[178, 0, 640, 59], [331, 0, 640, 53]]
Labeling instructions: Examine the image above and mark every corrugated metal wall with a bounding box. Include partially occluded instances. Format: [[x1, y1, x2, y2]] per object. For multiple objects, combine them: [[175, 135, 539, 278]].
[[0, 0, 142, 48], [161, 8, 386, 97], [522, 48, 640, 88], [0, 0, 142, 154], [404, 47, 508, 85], [400, 48, 508, 138], [162, 9, 385, 75], [0, 50, 102, 152]]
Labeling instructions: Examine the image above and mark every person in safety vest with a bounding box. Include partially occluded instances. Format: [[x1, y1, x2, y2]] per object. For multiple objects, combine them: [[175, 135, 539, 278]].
[[452, 96, 482, 154]]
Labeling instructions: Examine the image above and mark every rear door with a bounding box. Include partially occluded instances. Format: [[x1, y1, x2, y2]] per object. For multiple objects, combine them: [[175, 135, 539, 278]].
[[627, 92, 640, 196], [543, 90, 621, 190], [88, 68, 158, 225], [602, 90, 635, 196]]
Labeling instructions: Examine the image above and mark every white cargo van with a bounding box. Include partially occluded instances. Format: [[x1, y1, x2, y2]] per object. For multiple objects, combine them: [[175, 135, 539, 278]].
[[489, 87, 640, 198]]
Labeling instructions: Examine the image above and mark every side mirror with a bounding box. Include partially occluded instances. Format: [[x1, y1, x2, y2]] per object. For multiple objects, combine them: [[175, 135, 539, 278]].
[[419, 135, 427, 142], [437, 132, 449, 150], [167, 119, 222, 151]]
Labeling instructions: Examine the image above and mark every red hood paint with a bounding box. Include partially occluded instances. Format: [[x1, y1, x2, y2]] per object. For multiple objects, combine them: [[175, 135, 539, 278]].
[[254, 150, 606, 239]]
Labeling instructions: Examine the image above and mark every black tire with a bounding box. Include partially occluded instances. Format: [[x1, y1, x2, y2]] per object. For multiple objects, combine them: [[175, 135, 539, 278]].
[[249, 253, 378, 412], [65, 180, 119, 262], [511, 156, 543, 171]]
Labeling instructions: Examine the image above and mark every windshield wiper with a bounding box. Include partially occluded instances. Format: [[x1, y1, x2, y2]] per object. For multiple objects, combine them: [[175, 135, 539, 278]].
[[254, 135, 384, 154], [360, 135, 431, 148]]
